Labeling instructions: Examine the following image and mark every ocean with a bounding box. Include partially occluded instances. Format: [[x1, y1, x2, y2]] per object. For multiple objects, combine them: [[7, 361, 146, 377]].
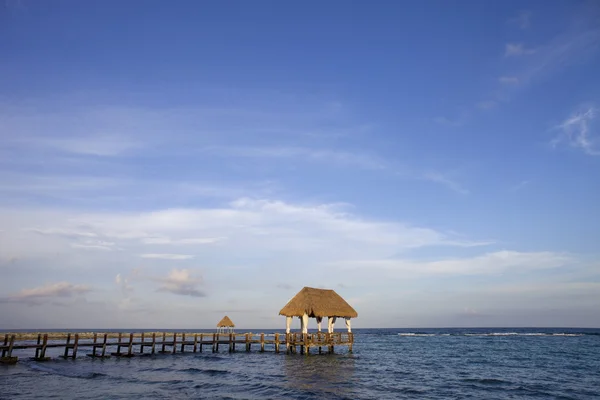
[[1, 327, 599, 399]]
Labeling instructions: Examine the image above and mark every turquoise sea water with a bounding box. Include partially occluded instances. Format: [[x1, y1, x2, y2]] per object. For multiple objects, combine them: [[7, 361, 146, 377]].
[[1, 328, 599, 399]]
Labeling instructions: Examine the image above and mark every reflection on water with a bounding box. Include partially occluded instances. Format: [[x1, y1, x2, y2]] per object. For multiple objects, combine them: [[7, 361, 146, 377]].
[[282, 353, 356, 397]]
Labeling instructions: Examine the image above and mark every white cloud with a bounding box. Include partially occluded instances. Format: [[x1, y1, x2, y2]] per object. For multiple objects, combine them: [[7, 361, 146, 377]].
[[551, 105, 599, 155], [505, 43, 537, 56], [115, 273, 134, 296], [0, 198, 489, 270], [140, 254, 195, 260], [156, 269, 205, 297]]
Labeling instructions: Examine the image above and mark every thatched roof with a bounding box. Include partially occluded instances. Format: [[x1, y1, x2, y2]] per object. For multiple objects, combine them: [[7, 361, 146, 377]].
[[279, 287, 358, 318], [217, 315, 235, 327]]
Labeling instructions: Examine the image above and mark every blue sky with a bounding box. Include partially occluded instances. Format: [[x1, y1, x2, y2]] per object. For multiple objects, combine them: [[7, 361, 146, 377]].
[[1, 0, 599, 329]]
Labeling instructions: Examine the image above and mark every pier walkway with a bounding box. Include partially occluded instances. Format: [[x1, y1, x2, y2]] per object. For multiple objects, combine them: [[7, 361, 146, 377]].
[[0, 331, 354, 364]]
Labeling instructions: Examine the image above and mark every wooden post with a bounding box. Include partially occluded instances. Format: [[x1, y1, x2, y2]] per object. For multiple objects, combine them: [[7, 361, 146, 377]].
[[7, 335, 15, 357], [92, 333, 98, 357], [212, 333, 217, 353], [232, 333, 236, 352], [246, 333, 250, 352], [127, 333, 133, 357], [181, 333, 186, 353], [303, 333, 309, 356], [140, 332, 145, 354], [228, 333, 233, 353], [116, 332, 122, 356], [349, 332, 353, 353], [260, 333, 265, 353], [275, 333, 279, 354], [1, 334, 7, 357], [64, 333, 71, 358], [38, 334, 48, 359], [285, 333, 289, 354], [172, 333, 177, 354], [101, 334, 107, 357], [161, 332, 166, 353], [193, 334, 198, 353], [72, 334, 79, 359], [35, 334, 41, 359], [199, 334, 204, 353], [151, 333, 156, 355]]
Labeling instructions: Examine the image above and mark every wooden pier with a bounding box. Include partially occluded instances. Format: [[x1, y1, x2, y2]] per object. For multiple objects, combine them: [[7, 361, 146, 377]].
[[0, 331, 353, 364]]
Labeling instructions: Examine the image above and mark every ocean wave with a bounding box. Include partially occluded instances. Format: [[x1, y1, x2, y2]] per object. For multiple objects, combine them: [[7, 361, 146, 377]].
[[398, 332, 586, 337]]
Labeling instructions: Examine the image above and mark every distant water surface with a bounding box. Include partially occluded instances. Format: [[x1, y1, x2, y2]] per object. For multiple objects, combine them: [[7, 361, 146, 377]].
[[1, 328, 599, 399]]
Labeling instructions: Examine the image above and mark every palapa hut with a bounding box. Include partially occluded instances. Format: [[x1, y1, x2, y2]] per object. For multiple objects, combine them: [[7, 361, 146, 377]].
[[217, 315, 235, 333], [279, 287, 357, 334]]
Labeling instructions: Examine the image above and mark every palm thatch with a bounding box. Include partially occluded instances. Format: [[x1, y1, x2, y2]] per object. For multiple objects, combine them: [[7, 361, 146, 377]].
[[217, 315, 235, 327], [279, 287, 358, 318]]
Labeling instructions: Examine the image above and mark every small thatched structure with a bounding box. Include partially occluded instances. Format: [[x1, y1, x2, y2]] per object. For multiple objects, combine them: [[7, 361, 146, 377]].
[[217, 315, 235, 333], [279, 287, 357, 334]]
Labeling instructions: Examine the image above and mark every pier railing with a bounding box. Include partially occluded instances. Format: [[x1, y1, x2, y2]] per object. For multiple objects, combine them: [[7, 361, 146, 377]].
[[0, 331, 354, 364]]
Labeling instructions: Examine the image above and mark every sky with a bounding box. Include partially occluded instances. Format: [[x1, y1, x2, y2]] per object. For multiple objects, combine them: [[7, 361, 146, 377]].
[[1, 0, 599, 329]]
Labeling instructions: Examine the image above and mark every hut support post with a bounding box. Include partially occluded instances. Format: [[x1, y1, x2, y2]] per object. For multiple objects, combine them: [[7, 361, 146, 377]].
[[328, 316, 337, 333], [345, 318, 352, 333], [286, 316, 292, 333]]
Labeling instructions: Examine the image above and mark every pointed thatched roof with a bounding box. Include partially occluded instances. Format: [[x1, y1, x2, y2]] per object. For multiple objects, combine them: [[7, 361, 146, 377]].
[[279, 287, 358, 318], [217, 315, 235, 327]]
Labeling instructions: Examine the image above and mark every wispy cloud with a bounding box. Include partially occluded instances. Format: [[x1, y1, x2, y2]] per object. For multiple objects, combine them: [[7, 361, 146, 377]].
[[140, 254, 195, 260], [476, 101, 497, 110], [156, 269, 205, 297], [508, 11, 531, 30], [509, 180, 531, 192], [505, 43, 537, 57], [0, 282, 92, 305], [423, 172, 469, 195], [202, 145, 386, 170], [336, 250, 572, 276], [140, 237, 225, 245], [498, 76, 519, 85], [551, 105, 599, 156]]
